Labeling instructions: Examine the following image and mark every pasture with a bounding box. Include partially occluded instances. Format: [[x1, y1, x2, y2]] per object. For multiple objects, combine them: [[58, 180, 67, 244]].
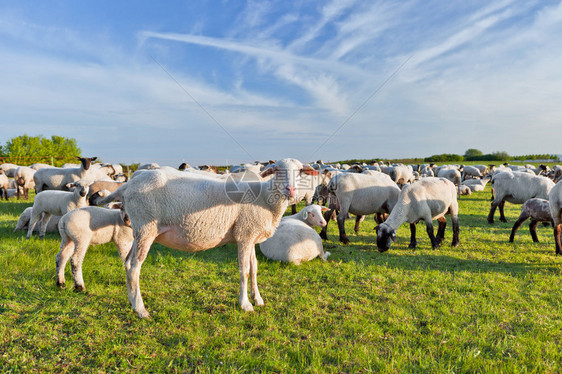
[[1, 185, 562, 373]]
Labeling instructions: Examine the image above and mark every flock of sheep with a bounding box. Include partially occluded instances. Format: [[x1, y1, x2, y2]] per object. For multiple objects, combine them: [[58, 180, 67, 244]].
[[1, 157, 562, 318]]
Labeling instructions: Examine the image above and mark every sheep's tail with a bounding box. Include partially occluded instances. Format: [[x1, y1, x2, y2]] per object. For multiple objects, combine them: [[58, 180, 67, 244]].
[[91, 184, 128, 206], [321, 251, 331, 262]]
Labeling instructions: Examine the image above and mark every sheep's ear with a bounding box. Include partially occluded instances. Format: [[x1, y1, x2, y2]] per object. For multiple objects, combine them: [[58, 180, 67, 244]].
[[374, 225, 380, 233], [301, 165, 319, 176], [106, 202, 122, 210], [91, 157, 98, 162], [65, 182, 75, 190], [321, 206, 330, 212], [260, 166, 277, 178]]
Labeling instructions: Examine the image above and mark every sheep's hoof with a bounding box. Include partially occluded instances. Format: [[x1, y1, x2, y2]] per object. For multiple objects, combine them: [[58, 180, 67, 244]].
[[135, 308, 151, 319], [451, 241, 460, 248], [500, 218, 508, 223], [487, 218, 494, 224], [74, 285, 86, 292], [240, 301, 255, 312], [340, 237, 350, 245], [254, 298, 265, 307], [56, 281, 65, 289], [408, 242, 417, 249]]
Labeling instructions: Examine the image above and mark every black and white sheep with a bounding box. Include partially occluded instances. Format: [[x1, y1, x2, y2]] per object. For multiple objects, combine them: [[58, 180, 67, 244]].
[[33, 157, 97, 192], [509, 198, 553, 243], [259, 205, 330, 265], [375, 177, 460, 251]]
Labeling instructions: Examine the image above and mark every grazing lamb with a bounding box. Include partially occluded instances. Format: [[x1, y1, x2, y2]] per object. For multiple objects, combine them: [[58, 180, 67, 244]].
[[95, 158, 318, 318], [14, 207, 61, 233], [26, 180, 92, 239], [33, 157, 97, 192], [0, 171, 9, 200], [549, 182, 562, 255], [14, 166, 36, 199], [319, 172, 400, 244], [259, 205, 330, 265], [488, 172, 555, 223], [375, 177, 460, 252], [56, 203, 134, 291], [509, 198, 553, 243]]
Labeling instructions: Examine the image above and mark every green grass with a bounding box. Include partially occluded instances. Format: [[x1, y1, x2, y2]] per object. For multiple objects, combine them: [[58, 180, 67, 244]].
[[1, 187, 562, 373]]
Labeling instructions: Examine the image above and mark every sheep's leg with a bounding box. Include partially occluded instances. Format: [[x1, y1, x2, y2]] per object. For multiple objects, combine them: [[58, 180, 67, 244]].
[[319, 209, 334, 240], [249, 245, 264, 307], [126, 231, 155, 319], [554, 224, 562, 255], [354, 215, 365, 234], [490, 187, 495, 201], [70, 242, 90, 291], [425, 221, 440, 249], [529, 219, 540, 243], [498, 201, 507, 223], [337, 208, 350, 245], [26, 211, 43, 239], [237, 241, 255, 312], [2, 187, 7, 201], [436, 217, 447, 244], [38, 213, 52, 239], [408, 223, 417, 249], [291, 204, 297, 215], [509, 213, 528, 242], [487, 200, 501, 224], [55, 237, 75, 288]]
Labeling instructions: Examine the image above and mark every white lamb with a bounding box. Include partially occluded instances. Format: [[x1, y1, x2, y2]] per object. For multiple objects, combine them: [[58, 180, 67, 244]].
[[56, 203, 134, 291], [375, 177, 460, 251], [259, 205, 330, 265], [26, 180, 92, 239], [14, 207, 61, 233]]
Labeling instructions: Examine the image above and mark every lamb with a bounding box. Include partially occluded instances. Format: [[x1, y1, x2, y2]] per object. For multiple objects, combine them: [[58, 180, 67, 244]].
[[14, 166, 36, 199], [487, 172, 555, 223], [458, 185, 472, 196], [549, 181, 562, 255], [385, 164, 415, 187], [509, 198, 553, 243], [33, 157, 97, 192], [26, 180, 92, 239], [14, 207, 61, 233], [56, 203, 134, 291], [259, 205, 330, 265], [0, 171, 9, 200], [462, 174, 492, 192], [461, 165, 483, 180], [94, 158, 318, 318], [375, 177, 460, 252], [319, 172, 401, 244], [86, 180, 127, 205]]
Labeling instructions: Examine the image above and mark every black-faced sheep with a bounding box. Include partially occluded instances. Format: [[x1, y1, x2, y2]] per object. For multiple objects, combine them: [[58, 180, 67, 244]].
[[33, 157, 97, 192], [509, 198, 553, 243]]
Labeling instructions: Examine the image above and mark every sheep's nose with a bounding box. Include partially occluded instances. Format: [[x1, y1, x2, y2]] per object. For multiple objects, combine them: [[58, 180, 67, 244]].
[[286, 186, 297, 198]]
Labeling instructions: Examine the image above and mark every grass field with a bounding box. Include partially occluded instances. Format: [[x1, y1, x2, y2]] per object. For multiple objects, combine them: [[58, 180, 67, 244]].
[[1, 185, 562, 373]]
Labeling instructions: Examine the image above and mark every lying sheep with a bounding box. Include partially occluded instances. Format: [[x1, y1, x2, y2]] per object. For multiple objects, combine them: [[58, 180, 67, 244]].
[[14, 207, 61, 233], [26, 180, 92, 239], [462, 174, 492, 192], [259, 205, 330, 265], [375, 177, 460, 251], [549, 182, 562, 255], [56, 203, 133, 291], [488, 172, 555, 223], [509, 198, 553, 243]]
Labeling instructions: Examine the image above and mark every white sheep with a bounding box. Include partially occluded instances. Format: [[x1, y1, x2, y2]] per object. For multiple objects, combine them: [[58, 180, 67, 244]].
[[26, 180, 92, 239], [0, 163, 18, 177], [375, 177, 460, 251], [289, 171, 331, 214], [549, 181, 562, 255], [56, 203, 134, 291], [14, 207, 61, 233], [319, 172, 401, 244], [33, 157, 97, 192], [14, 166, 36, 199], [458, 185, 472, 196], [259, 205, 330, 265], [437, 167, 462, 186], [509, 198, 553, 243], [95, 158, 318, 318], [0, 171, 9, 200], [461, 165, 483, 180], [488, 172, 555, 223], [462, 174, 492, 192]]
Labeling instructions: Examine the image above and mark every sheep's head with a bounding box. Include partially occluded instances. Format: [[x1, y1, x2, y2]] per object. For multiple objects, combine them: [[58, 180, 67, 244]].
[[77, 156, 98, 170], [260, 158, 319, 199], [302, 205, 328, 228], [374, 223, 396, 252], [66, 179, 93, 198]]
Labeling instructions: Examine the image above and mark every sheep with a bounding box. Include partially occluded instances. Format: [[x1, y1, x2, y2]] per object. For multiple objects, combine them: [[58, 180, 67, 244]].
[[94, 158, 318, 318], [33, 157, 97, 193], [458, 185, 472, 196], [473, 164, 489, 175], [549, 181, 562, 255], [86, 180, 127, 205], [14, 207, 61, 233], [14, 166, 36, 199], [0, 171, 9, 200], [509, 198, 553, 243], [461, 165, 483, 180], [462, 174, 492, 192], [0, 163, 18, 177], [29, 163, 52, 170], [375, 177, 460, 252], [319, 172, 401, 244], [289, 171, 331, 214], [56, 203, 133, 291], [259, 205, 330, 265], [26, 180, 92, 239], [437, 167, 461, 186], [487, 172, 555, 224]]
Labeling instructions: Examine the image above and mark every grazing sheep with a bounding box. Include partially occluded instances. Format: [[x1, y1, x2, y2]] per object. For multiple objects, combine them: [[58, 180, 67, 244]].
[[33, 157, 97, 192], [95, 158, 318, 318], [458, 185, 472, 196], [259, 205, 330, 265], [0, 171, 9, 200], [461, 165, 483, 180], [437, 167, 462, 186], [375, 177, 460, 251], [14, 166, 36, 199], [0, 163, 18, 177], [14, 207, 61, 233], [549, 182, 562, 255], [319, 172, 400, 244], [26, 180, 92, 239], [488, 172, 555, 223], [56, 203, 134, 291], [509, 198, 553, 243]]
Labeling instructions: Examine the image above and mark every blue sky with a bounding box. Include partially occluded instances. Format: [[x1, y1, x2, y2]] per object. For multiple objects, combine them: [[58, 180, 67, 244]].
[[1, 1, 561, 166]]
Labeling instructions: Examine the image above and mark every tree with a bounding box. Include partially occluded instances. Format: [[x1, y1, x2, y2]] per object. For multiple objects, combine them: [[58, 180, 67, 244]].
[[464, 148, 483, 159], [0, 134, 82, 166]]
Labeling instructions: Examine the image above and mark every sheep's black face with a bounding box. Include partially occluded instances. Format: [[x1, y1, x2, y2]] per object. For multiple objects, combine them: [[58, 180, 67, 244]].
[[375, 224, 396, 253]]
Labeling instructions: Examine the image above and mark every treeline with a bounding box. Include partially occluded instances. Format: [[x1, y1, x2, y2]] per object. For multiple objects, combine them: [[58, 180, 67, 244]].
[[425, 152, 559, 163], [0, 135, 82, 167]]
